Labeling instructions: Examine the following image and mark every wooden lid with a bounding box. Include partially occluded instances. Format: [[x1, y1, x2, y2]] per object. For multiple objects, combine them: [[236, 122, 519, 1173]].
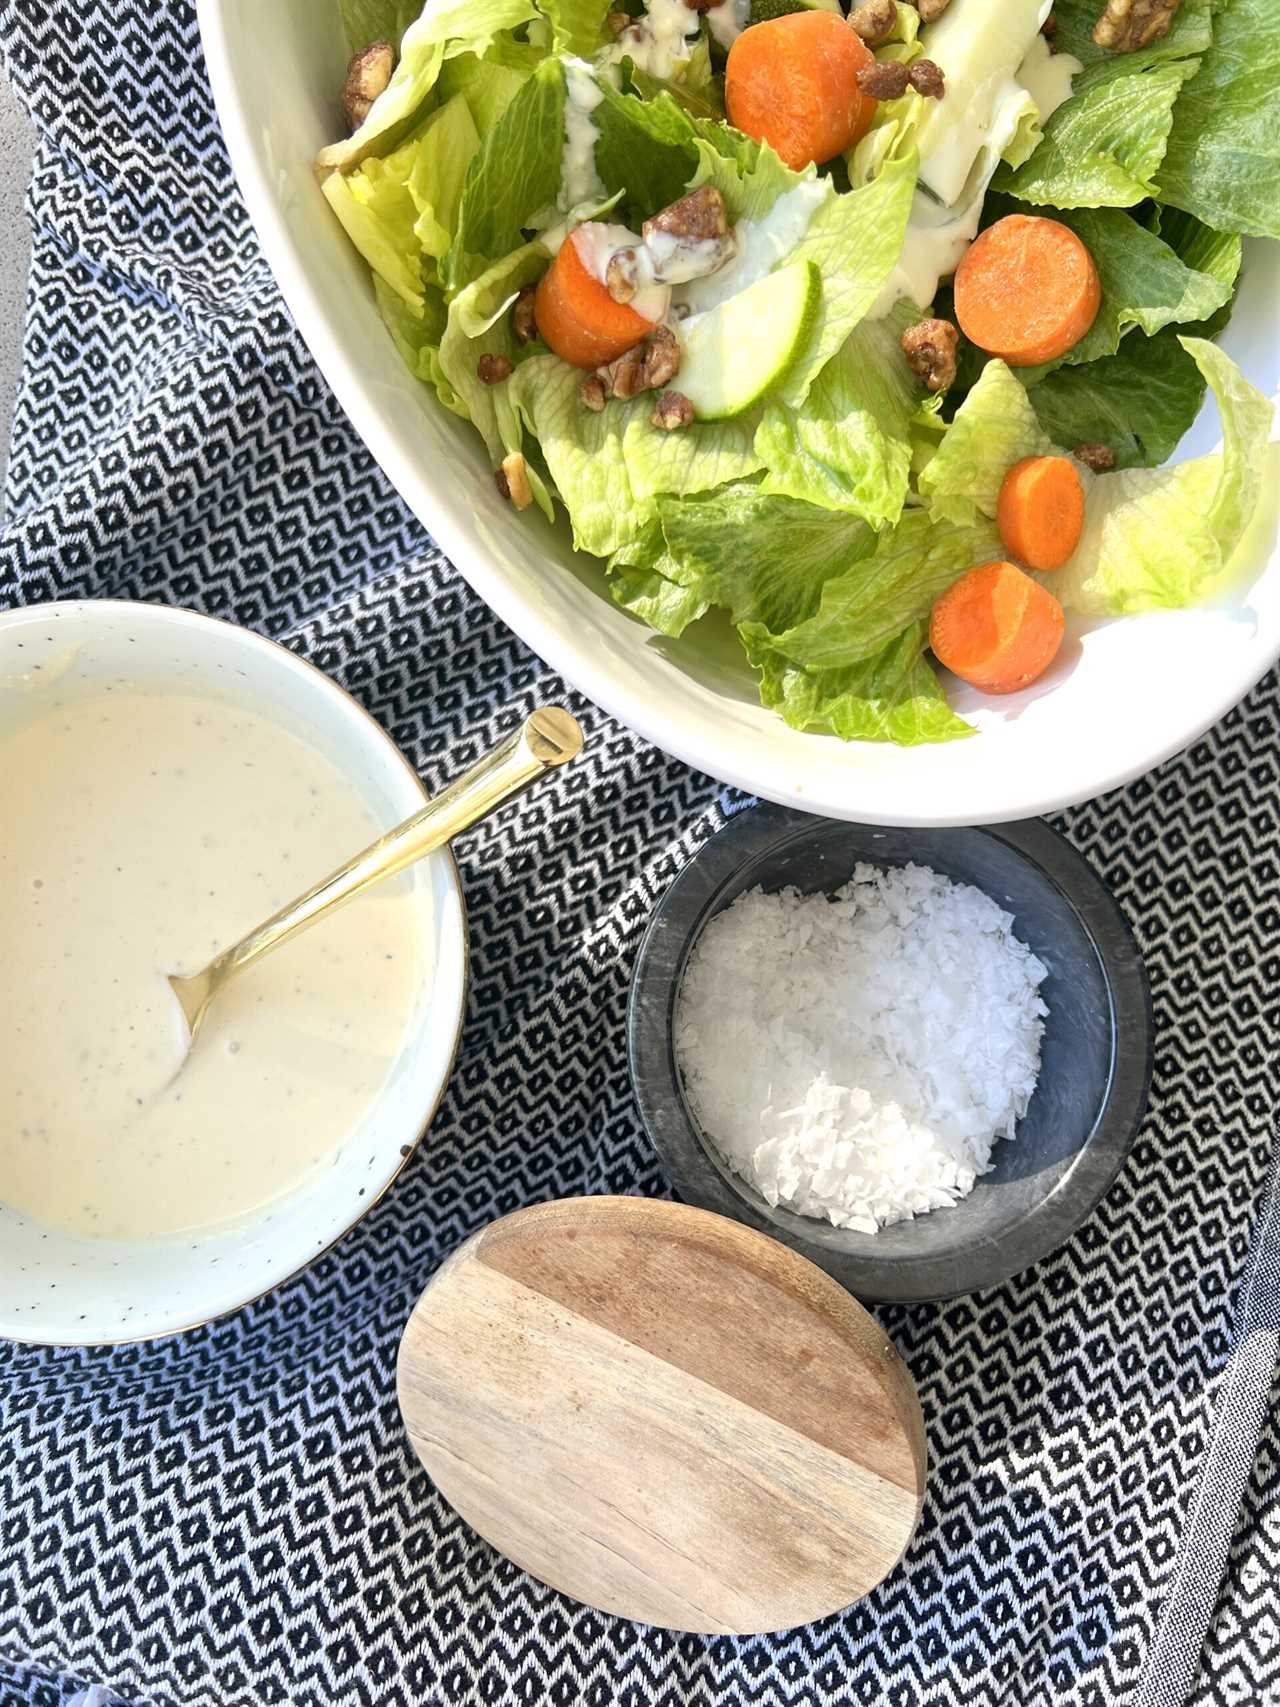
[[397, 1196, 926, 1634]]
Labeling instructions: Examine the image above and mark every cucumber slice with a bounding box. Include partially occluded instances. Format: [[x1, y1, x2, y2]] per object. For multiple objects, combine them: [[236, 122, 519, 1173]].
[[747, 0, 841, 22], [676, 260, 820, 421]]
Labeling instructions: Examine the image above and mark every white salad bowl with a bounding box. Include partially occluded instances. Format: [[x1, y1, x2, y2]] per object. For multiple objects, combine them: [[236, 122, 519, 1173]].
[[0, 601, 467, 1346], [199, 0, 1280, 827]]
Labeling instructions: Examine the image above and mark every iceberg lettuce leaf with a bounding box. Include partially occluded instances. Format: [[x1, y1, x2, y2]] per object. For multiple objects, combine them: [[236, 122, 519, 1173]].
[[408, 94, 482, 266], [439, 243, 549, 462], [436, 51, 532, 132], [1055, 338, 1274, 614], [537, 0, 613, 58], [339, 0, 425, 54], [322, 164, 425, 312]]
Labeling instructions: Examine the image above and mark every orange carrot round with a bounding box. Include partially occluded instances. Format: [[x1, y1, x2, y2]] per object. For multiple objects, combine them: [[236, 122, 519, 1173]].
[[997, 455, 1086, 571], [953, 216, 1101, 368], [725, 14, 876, 171], [534, 229, 652, 369], [930, 561, 1065, 695]]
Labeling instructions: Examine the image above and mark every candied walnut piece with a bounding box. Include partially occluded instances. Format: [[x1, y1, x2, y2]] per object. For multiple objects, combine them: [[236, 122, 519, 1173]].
[[651, 390, 695, 431], [1041, 11, 1058, 37], [606, 9, 630, 31], [511, 286, 537, 345], [597, 324, 681, 400], [579, 374, 608, 412], [477, 354, 513, 385], [908, 58, 946, 97], [495, 452, 533, 511], [343, 41, 394, 133], [1073, 441, 1116, 472], [915, 0, 953, 21], [857, 60, 910, 100], [643, 185, 729, 246], [900, 317, 958, 393], [606, 248, 639, 305], [1093, 0, 1182, 50], [848, 0, 897, 45]]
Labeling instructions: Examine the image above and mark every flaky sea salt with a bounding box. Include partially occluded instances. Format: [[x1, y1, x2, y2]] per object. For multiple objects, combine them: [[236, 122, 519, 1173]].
[[675, 863, 1049, 1234]]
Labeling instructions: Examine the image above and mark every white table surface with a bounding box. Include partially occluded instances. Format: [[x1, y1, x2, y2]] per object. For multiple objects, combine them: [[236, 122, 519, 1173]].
[[0, 70, 33, 496]]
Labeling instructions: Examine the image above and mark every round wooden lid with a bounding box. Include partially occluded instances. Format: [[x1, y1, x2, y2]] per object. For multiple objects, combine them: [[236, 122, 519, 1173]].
[[397, 1197, 926, 1634]]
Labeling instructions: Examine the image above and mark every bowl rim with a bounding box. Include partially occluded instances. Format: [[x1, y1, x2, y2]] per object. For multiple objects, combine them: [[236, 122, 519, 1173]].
[[0, 597, 469, 1346], [197, 0, 1280, 828], [627, 804, 1153, 1303]]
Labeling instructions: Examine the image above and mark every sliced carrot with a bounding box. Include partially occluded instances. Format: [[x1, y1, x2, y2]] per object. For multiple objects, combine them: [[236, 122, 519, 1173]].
[[534, 228, 652, 369], [929, 561, 1065, 696], [953, 215, 1101, 368], [725, 14, 876, 171], [997, 455, 1085, 572]]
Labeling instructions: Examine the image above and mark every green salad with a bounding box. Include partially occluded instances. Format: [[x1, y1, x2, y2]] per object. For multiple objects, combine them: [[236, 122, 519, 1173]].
[[320, 0, 1277, 744]]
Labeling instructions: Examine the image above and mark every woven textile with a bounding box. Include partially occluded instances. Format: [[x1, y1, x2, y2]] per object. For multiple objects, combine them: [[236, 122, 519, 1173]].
[[0, 5, 1277, 1705]]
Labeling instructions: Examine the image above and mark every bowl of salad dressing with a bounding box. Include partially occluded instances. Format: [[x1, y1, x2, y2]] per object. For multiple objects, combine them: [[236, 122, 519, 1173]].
[[0, 601, 467, 1346]]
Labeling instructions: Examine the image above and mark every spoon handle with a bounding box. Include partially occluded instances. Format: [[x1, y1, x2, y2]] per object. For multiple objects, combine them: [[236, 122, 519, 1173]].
[[199, 707, 582, 1002]]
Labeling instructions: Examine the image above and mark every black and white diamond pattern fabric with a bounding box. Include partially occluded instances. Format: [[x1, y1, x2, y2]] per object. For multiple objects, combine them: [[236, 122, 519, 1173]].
[[0, 4, 1277, 1706]]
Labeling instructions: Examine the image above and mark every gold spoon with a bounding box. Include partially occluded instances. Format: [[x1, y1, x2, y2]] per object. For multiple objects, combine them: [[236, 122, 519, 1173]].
[[168, 706, 583, 1046]]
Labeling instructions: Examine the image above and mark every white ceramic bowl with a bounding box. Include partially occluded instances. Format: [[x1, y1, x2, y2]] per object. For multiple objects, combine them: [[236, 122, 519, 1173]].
[[0, 601, 467, 1346], [199, 0, 1280, 826]]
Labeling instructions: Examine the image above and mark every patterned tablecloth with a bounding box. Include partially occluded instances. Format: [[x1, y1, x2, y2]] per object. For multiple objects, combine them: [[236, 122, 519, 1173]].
[[0, 4, 1277, 1705]]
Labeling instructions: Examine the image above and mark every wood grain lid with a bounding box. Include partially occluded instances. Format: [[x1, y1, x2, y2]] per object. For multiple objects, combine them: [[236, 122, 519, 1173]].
[[396, 1196, 926, 1634]]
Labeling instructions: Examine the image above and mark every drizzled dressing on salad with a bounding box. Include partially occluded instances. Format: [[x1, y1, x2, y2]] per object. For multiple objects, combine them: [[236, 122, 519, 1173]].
[[322, 0, 1275, 744]]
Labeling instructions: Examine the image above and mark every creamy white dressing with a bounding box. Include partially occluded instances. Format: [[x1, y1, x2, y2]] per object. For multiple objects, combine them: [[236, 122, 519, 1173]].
[[914, 0, 1047, 207], [673, 179, 831, 315], [559, 55, 607, 211], [1016, 31, 1081, 124], [0, 689, 426, 1242], [600, 0, 702, 80], [703, 0, 749, 51], [573, 220, 672, 321]]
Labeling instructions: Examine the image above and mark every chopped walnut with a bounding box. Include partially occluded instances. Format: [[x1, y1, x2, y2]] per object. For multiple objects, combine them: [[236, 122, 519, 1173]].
[[1073, 441, 1116, 472], [598, 324, 681, 401], [914, 0, 953, 21], [900, 317, 959, 393], [848, 0, 897, 45], [496, 452, 533, 511], [857, 60, 910, 101], [512, 286, 537, 346], [477, 354, 513, 385], [606, 248, 639, 305], [1093, 0, 1182, 50], [579, 375, 608, 413], [908, 58, 946, 97], [606, 9, 630, 31], [651, 391, 695, 431], [643, 185, 729, 246], [1041, 12, 1058, 36], [342, 41, 394, 133]]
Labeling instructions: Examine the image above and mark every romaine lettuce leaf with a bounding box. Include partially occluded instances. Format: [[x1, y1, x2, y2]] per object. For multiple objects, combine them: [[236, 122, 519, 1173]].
[[507, 355, 762, 555], [374, 274, 467, 419], [748, 507, 1002, 670], [439, 243, 549, 463], [986, 199, 1239, 379], [688, 120, 812, 222], [339, 0, 424, 54], [446, 57, 567, 291], [746, 622, 974, 745], [1158, 0, 1280, 239], [608, 523, 711, 636], [593, 86, 701, 225], [320, 0, 540, 170], [772, 146, 919, 410], [755, 300, 926, 527], [918, 360, 1049, 524], [322, 163, 426, 312], [407, 94, 482, 267], [657, 484, 876, 633], [994, 0, 1211, 208], [537, 0, 613, 59], [1026, 319, 1226, 469], [436, 51, 531, 132], [1055, 338, 1274, 614]]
